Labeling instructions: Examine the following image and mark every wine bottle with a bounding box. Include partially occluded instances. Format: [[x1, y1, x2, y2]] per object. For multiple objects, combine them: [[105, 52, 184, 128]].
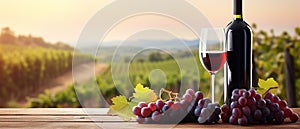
[[224, 0, 253, 105]]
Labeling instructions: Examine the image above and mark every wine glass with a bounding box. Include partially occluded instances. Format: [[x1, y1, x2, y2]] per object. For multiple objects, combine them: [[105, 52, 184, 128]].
[[199, 28, 227, 103]]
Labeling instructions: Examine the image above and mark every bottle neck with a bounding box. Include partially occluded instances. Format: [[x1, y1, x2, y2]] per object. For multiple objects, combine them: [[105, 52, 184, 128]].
[[233, 0, 243, 20]]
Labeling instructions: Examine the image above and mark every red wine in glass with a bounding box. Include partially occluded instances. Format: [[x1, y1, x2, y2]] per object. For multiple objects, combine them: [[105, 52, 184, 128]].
[[200, 51, 227, 73], [199, 28, 227, 103]]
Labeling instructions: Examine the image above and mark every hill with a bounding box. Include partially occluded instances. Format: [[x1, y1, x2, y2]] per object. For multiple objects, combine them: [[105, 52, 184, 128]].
[[0, 27, 73, 50]]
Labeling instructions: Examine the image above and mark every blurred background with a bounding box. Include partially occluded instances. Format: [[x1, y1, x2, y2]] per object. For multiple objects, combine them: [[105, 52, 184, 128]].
[[0, 0, 299, 108]]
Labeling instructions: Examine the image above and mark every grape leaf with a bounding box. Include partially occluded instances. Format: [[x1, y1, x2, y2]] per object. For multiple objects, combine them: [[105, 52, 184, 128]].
[[131, 83, 158, 103], [257, 78, 279, 95], [108, 83, 158, 121], [108, 95, 136, 121]]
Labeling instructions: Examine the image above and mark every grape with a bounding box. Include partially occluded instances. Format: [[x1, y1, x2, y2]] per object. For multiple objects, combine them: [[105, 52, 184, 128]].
[[148, 102, 157, 111], [221, 104, 230, 112], [278, 100, 287, 109], [200, 108, 211, 118], [171, 102, 181, 110], [290, 112, 299, 123], [249, 105, 257, 113], [265, 99, 271, 106], [253, 109, 262, 121], [198, 108, 212, 123], [270, 103, 280, 112], [238, 115, 248, 125], [275, 116, 284, 124], [261, 107, 271, 117], [230, 101, 240, 109], [264, 92, 273, 100], [238, 97, 247, 107], [141, 107, 152, 117], [162, 105, 169, 112], [247, 97, 256, 106], [207, 111, 220, 123], [232, 89, 239, 95], [221, 112, 230, 123], [185, 88, 195, 97], [283, 108, 292, 118], [136, 116, 145, 124], [254, 94, 262, 101], [151, 111, 161, 121], [195, 91, 204, 101], [231, 94, 240, 101], [156, 100, 165, 111], [249, 89, 256, 97], [274, 110, 284, 124], [242, 106, 251, 116], [256, 99, 266, 109], [131, 89, 300, 125], [203, 98, 212, 107], [272, 96, 280, 103], [166, 100, 174, 107], [214, 107, 221, 115], [198, 99, 205, 108], [229, 115, 238, 124], [194, 107, 202, 116], [208, 114, 215, 123], [232, 108, 242, 118], [182, 94, 193, 103], [274, 110, 284, 119], [254, 109, 262, 121], [198, 116, 207, 124], [213, 114, 220, 123], [180, 100, 189, 109], [266, 112, 274, 123], [239, 89, 247, 96], [138, 102, 148, 108], [132, 106, 142, 116], [207, 103, 218, 110], [243, 91, 251, 98]]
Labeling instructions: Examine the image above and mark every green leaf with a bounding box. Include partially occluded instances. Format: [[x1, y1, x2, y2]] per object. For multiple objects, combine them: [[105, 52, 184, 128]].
[[257, 78, 279, 95], [108, 96, 136, 121], [108, 83, 158, 121], [132, 83, 158, 103]]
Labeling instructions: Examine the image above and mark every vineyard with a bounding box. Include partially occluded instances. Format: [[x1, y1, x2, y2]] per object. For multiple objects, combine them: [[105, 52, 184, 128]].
[[252, 25, 300, 105], [0, 44, 74, 107], [29, 26, 300, 108], [29, 53, 230, 108]]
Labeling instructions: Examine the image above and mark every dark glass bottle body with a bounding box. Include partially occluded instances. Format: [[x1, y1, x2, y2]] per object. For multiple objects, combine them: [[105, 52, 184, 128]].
[[224, 0, 253, 105]]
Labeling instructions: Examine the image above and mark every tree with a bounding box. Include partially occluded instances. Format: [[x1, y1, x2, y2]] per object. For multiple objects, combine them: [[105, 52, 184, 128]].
[[0, 27, 16, 44], [149, 52, 163, 62]]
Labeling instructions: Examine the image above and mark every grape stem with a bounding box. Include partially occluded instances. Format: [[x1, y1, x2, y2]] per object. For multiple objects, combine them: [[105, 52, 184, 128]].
[[159, 88, 179, 101], [263, 86, 279, 96]]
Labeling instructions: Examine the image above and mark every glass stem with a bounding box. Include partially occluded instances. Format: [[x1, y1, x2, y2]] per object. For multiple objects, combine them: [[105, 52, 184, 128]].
[[211, 73, 215, 103]]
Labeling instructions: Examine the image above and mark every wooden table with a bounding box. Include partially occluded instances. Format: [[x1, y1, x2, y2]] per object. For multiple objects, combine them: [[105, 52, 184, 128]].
[[0, 108, 299, 129]]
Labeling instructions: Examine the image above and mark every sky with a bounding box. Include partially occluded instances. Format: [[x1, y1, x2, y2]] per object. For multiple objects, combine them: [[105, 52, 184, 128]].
[[0, 0, 299, 46]]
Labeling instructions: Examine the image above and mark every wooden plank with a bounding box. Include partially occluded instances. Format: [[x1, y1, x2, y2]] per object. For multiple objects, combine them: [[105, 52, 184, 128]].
[[0, 122, 101, 129], [0, 116, 135, 122], [0, 108, 109, 116], [0, 121, 299, 129], [0, 108, 298, 116], [0, 108, 298, 129]]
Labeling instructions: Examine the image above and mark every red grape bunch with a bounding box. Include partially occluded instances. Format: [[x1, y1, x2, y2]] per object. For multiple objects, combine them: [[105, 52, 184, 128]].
[[132, 89, 222, 124], [220, 89, 299, 125]]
